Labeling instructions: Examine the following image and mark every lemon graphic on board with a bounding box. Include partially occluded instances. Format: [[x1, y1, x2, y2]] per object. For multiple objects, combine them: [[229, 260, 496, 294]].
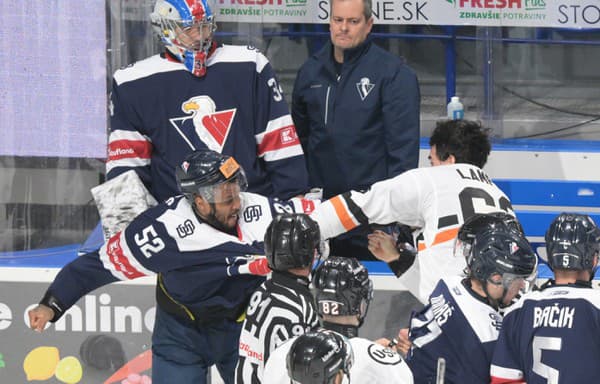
[[23, 346, 60, 381], [55, 356, 83, 384]]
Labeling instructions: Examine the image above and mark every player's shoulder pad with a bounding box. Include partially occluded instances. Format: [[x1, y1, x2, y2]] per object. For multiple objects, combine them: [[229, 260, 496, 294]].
[[210, 44, 269, 73], [363, 341, 404, 365], [113, 54, 182, 85]]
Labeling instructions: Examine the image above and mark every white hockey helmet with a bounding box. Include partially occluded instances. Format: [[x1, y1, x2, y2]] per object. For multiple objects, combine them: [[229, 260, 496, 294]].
[[150, 0, 216, 77]]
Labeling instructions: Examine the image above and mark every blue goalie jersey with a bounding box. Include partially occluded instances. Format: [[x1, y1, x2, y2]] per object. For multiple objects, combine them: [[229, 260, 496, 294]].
[[108, 44, 308, 201], [407, 276, 502, 384], [490, 283, 600, 384]]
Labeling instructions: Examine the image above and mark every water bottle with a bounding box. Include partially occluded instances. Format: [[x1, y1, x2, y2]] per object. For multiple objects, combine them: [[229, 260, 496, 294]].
[[447, 96, 464, 120]]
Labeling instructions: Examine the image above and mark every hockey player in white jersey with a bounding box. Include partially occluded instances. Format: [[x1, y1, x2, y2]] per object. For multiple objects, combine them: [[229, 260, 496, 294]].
[[262, 256, 414, 383], [310, 119, 514, 303], [407, 215, 538, 384], [490, 213, 600, 384], [28, 149, 317, 383], [235, 213, 320, 384]]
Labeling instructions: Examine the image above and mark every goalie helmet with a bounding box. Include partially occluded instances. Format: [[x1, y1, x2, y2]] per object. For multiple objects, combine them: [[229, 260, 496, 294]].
[[265, 213, 321, 271], [176, 149, 247, 203], [455, 212, 523, 261], [545, 212, 600, 273], [150, 0, 216, 77], [287, 331, 353, 384], [313, 256, 373, 324]]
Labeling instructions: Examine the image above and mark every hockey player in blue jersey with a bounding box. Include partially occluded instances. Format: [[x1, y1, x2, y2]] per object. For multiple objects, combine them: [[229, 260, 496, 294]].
[[405, 213, 537, 384], [28, 149, 317, 383], [490, 212, 600, 384], [107, 0, 308, 202]]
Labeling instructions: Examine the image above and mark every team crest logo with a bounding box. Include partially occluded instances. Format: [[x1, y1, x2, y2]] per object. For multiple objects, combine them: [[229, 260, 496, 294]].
[[169, 95, 237, 153], [356, 77, 375, 100]]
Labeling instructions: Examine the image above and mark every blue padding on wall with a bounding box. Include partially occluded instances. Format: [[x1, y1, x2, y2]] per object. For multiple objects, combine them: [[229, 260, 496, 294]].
[[419, 137, 600, 152], [365, 260, 555, 280], [0, 245, 79, 267], [515, 211, 600, 237], [494, 179, 600, 207]]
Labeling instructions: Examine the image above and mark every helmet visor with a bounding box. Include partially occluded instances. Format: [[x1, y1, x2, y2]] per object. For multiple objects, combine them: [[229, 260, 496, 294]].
[[453, 237, 472, 260], [491, 271, 536, 306], [195, 170, 247, 203], [158, 18, 215, 52]]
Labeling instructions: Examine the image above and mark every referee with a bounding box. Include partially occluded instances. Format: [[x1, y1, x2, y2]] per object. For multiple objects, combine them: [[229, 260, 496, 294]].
[[234, 213, 321, 383]]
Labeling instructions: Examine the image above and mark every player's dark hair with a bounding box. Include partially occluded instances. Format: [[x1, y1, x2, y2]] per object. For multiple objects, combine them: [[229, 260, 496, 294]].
[[429, 119, 491, 168]]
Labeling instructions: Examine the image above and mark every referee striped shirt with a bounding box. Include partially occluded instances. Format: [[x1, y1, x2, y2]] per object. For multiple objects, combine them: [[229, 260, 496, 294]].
[[235, 271, 318, 384]]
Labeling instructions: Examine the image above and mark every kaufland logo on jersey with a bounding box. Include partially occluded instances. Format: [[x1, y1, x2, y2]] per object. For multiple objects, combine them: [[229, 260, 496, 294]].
[[108, 147, 135, 158], [280, 127, 297, 144]]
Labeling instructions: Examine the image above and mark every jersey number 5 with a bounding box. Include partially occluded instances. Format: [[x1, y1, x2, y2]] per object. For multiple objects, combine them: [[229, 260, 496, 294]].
[[532, 335, 561, 384]]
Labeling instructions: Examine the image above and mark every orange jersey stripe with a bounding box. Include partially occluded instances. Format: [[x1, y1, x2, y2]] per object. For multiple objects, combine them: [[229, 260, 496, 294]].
[[418, 227, 460, 252], [330, 196, 358, 231]]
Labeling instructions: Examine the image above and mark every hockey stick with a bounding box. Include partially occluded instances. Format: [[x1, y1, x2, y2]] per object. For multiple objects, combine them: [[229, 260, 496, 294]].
[[436, 357, 446, 384]]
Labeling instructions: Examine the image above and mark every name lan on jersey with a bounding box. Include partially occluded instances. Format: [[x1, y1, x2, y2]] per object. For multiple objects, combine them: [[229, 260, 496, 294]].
[[456, 168, 493, 185]]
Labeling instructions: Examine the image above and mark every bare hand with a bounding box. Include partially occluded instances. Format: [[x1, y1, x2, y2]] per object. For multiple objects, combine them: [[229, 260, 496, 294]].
[[397, 328, 412, 357], [374, 337, 400, 353], [367, 230, 400, 262], [28, 304, 55, 332]]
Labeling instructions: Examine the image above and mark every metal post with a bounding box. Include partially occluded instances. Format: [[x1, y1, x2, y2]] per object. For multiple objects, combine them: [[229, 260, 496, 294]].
[[444, 26, 457, 104]]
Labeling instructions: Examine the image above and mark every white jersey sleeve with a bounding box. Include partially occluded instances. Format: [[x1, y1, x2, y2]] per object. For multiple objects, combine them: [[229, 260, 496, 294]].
[[262, 337, 295, 384], [310, 164, 513, 302], [349, 338, 414, 383]]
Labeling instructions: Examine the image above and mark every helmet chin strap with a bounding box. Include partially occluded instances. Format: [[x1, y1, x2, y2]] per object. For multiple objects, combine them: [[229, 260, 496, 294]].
[[482, 278, 512, 310], [322, 321, 359, 339]]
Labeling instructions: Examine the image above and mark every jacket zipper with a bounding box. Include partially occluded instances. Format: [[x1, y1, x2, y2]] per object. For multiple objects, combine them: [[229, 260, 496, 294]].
[[324, 85, 331, 124]]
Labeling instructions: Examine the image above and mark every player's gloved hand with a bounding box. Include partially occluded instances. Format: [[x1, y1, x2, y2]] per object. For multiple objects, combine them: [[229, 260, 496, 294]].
[[246, 256, 271, 276], [303, 187, 323, 201]]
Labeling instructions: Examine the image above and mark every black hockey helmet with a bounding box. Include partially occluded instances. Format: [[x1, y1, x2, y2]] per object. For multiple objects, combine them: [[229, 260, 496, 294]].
[[313, 257, 373, 324], [545, 212, 600, 273], [265, 213, 320, 271], [176, 149, 247, 203], [467, 228, 537, 304], [455, 212, 523, 260], [287, 331, 353, 384]]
